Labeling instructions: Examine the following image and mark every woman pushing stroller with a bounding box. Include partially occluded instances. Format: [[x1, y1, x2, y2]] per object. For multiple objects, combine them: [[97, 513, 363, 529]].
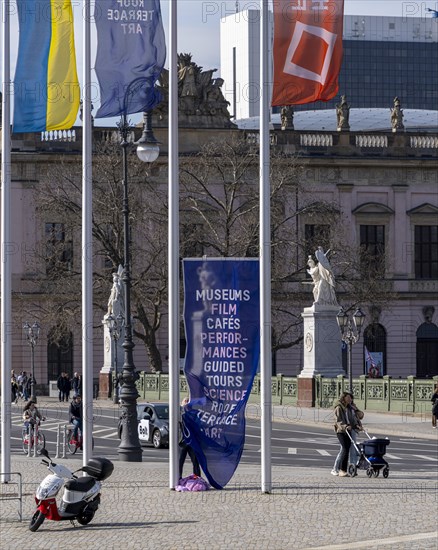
[[333, 392, 363, 477]]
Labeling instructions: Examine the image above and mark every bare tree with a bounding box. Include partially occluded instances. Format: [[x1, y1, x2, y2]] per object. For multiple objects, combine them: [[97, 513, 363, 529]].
[[23, 132, 395, 372], [28, 138, 168, 372], [180, 134, 395, 353]]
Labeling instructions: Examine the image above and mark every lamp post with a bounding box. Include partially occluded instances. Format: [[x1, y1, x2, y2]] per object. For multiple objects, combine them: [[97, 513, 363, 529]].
[[336, 307, 366, 394], [107, 313, 124, 404], [117, 111, 159, 462], [23, 321, 40, 402]]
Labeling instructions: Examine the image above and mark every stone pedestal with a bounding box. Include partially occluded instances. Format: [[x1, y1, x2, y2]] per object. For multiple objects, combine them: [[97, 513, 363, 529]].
[[297, 377, 315, 407], [99, 315, 124, 399], [300, 304, 344, 378], [99, 371, 112, 399], [298, 304, 344, 405]]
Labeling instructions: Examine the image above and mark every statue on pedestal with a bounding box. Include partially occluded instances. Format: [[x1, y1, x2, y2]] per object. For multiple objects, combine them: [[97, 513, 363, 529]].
[[336, 95, 350, 131], [280, 106, 294, 130], [307, 247, 337, 306], [107, 265, 125, 320], [390, 97, 404, 132]]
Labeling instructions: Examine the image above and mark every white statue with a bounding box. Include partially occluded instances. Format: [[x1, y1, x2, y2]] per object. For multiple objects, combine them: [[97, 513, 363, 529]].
[[307, 247, 337, 306], [107, 265, 125, 319]]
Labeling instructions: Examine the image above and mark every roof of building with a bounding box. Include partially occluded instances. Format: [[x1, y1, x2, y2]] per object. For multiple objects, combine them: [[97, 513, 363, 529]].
[[236, 109, 438, 133]]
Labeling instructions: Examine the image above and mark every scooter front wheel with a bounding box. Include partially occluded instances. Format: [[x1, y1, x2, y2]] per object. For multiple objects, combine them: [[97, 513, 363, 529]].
[[29, 510, 45, 532]]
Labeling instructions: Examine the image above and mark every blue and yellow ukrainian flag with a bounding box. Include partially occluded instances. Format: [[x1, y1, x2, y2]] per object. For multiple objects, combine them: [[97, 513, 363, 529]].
[[13, 0, 80, 133]]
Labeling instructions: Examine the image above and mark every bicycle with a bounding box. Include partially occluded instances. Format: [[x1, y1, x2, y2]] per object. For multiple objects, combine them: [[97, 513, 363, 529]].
[[22, 418, 46, 455], [66, 425, 94, 454]]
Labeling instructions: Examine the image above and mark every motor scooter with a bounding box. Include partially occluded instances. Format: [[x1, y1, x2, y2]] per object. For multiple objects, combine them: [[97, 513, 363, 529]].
[[29, 448, 114, 531]]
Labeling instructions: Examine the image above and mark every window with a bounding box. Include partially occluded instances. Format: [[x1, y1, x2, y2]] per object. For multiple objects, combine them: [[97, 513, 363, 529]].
[[45, 223, 72, 274], [360, 225, 385, 277], [304, 224, 330, 260], [415, 226, 438, 279], [363, 324, 387, 376], [47, 331, 73, 382]]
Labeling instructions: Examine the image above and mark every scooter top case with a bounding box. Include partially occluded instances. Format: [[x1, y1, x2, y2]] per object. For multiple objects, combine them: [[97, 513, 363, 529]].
[[82, 457, 114, 481]]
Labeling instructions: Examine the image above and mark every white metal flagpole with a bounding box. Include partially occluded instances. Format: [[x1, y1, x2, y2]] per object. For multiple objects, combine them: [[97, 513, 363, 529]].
[[260, 0, 272, 494], [1, 0, 12, 484], [82, 0, 94, 465], [168, 0, 180, 489]]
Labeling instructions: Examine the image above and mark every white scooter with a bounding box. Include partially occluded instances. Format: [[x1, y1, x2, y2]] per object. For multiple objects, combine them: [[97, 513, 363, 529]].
[[29, 448, 114, 531]]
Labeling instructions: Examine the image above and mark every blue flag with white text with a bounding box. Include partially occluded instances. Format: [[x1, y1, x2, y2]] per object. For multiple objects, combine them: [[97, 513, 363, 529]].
[[182, 259, 260, 489], [94, 0, 166, 118]]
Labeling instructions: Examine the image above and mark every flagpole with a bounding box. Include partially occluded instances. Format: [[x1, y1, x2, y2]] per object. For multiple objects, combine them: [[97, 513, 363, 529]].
[[168, 0, 180, 488], [1, 0, 12, 484], [82, 0, 93, 464], [260, 0, 272, 493]]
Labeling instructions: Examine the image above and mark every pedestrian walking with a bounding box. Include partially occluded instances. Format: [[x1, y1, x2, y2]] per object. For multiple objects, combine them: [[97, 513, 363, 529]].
[[179, 397, 201, 480], [431, 384, 438, 429], [331, 396, 364, 476], [333, 392, 361, 477]]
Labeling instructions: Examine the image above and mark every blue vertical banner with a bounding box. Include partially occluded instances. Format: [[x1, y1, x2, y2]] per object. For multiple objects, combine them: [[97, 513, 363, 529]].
[[182, 259, 260, 489], [94, 0, 166, 118]]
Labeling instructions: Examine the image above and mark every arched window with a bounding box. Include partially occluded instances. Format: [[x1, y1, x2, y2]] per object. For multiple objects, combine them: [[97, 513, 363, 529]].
[[416, 322, 438, 378], [363, 323, 387, 376], [47, 330, 73, 383]]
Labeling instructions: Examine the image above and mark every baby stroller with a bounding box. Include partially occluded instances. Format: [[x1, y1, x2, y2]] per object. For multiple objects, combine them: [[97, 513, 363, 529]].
[[346, 429, 390, 478]]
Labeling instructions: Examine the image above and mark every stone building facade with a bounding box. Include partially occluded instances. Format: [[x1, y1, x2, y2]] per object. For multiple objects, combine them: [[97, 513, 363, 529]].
[[1, 119, 437, 392]]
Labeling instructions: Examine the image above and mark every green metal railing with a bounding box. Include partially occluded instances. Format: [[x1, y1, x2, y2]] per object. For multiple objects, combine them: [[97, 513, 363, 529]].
[[136, 372, 438, 412]]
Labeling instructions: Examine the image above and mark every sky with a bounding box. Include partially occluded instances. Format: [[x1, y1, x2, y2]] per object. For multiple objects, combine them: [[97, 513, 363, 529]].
[[2, 0, 438, 123]]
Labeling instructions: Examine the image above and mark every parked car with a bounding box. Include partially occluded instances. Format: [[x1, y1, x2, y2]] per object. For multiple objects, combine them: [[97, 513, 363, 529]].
[[118, 402, 169, 448]]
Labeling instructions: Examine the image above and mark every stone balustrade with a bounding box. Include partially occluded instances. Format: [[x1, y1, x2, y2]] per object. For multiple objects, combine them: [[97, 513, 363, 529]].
[[355, 134, 388, 148], [410, 135, 438, 148], [40, 129, 76, 142], [136, 372, 438, 412]]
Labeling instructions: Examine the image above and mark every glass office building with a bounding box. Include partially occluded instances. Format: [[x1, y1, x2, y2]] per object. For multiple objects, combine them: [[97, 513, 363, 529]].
[[304, 39, 438, 112]]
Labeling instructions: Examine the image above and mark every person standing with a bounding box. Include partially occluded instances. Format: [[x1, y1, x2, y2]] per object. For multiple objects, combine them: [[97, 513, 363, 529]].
[[11, 374, 19, 404], [431, 384, 438, 429], [21, 371, 29, 400], [57, 372, 65, 402], [72, 372, 82, 398], [179, 397, 201, 480], [63, 373, 71, 402], [333, 392, 359, 477]]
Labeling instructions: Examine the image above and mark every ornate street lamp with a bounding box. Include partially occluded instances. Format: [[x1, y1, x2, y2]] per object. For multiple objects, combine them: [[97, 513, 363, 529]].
[[117, 111, 159, 462], [107, 313, 124, 404], [336, 307, 366, 394], [136, 111, 160, 163], [23, 321, 40, 402]]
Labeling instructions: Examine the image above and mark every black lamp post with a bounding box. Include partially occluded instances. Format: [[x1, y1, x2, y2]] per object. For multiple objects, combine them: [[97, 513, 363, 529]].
[[117, 111, 159, 462], [23, 321, 40, 402], [107, 313, 124, 404], [336, 307, 366, 394]]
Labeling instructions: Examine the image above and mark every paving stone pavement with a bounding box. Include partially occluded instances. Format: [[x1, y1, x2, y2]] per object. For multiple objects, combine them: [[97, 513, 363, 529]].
[[1, 402, 437, 549], [1, 455, 437, 550]]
